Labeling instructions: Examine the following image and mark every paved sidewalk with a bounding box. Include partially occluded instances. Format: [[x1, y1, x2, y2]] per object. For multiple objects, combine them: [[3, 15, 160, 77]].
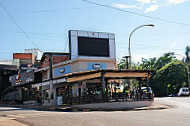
[[0, 117, 28, 126], [0, 103, 168, 112]]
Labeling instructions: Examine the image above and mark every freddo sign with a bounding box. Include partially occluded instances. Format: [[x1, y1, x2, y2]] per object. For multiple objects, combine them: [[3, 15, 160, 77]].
[[59, 68, 65, 73], [92, 63, 102, 70]]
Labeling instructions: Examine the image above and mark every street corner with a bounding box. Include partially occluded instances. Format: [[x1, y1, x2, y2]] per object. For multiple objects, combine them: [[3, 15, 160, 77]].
[[132, 105, 169, 111]]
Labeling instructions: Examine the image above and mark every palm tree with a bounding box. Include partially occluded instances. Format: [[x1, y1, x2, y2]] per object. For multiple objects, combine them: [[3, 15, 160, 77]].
[[185, 46, 190, 64]]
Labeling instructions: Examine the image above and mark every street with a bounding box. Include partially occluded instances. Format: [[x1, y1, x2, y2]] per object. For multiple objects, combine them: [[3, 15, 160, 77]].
[[0, 97, 190, 126]]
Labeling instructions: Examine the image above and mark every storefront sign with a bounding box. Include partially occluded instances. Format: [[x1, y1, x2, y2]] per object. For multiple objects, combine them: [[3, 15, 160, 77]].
[[57, 96, 63, 106], [10, 71, 34, 86], [54, 65, 71, 77], [59, 68, 65, 73], [92, 64, 102, 69], [19, 63, 33, 72], [87, 63, 107, 70], [53, 78, 67, 84], [26, 77, 33, 83]]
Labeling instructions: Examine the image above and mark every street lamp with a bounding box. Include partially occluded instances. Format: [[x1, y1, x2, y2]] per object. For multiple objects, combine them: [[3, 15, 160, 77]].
[[128, 24, 155, 69]]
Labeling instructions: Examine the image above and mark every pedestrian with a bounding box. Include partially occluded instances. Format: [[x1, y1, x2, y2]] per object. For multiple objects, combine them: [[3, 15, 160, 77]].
[[37, 93, 42, 105]]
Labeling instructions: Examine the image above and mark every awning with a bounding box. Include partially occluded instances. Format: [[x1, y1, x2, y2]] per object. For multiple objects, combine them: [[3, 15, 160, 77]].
[[32, 81, 49, 88], [32, 69, 152, 86], [32, 78, 67, 88], [64, 69, 152, 83]]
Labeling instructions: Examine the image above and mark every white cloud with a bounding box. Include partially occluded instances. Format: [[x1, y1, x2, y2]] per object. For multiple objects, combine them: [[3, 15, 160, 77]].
[[137, 0, 156, 4], [132, 54, 151, 63], [168, 0, 187, 5], [112, 3, 141, 9], [170, 42, 177, 49], [144, 5, 159, 13]]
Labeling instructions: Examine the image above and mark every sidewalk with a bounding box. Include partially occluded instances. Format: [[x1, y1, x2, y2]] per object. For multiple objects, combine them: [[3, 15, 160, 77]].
[[0, 102, 169, 112]]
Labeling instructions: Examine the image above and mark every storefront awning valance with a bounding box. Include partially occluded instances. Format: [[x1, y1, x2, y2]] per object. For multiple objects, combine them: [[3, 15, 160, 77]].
[[63, 69, 153, 83]]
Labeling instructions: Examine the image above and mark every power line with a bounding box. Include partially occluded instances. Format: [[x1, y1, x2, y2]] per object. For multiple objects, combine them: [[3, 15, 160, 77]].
[[116, 32, 190, 37], [115, 42, 185, 51], [0, 1, 39, 48], [0, 30, 65, 41], [20, 6, 99, 14], [15, 1, 139, 14], [82, 0, 190, 27]]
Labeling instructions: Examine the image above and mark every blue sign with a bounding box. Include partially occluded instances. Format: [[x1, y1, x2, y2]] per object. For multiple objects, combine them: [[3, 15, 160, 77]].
[[54, 65, 71, 77], [87, 63, 107, 70]]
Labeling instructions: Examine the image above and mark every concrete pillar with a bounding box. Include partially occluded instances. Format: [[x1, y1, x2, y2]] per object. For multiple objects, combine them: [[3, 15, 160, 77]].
[[17, 87, 22, 101], [48, 54, 54, 103], [49, 80, 53, 99], [101, 71, 106, 102]]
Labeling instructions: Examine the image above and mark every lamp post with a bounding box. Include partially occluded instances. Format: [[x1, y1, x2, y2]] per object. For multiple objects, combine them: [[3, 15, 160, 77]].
[[128, 24, 154, 69]]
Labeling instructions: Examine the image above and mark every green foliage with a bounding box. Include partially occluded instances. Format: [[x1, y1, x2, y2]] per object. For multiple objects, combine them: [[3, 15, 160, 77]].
[[155, 52, 176, 70], [154, 60, 187, 96], [123, 84, 129, 92], [185, 46, 190, 64], [117, 59, 126, 69], [140, 57, 157, 69], [117, 51, 189, 97]]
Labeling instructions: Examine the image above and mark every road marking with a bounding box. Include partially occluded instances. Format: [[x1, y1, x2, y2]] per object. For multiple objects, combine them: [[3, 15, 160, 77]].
[[5, 113, 46, 119]]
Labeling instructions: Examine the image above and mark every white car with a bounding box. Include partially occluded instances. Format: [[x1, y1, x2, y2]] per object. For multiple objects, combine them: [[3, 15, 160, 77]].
[[178, 87, 189, 96]]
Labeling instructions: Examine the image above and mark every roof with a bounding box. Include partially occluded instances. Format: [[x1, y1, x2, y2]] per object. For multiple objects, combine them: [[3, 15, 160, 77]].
[[60, 69, 153, 83], [64, 69, 153, 78], [41, 52, 70, 63], [0, 64, 18, 71], [34, 69, 153, 85]]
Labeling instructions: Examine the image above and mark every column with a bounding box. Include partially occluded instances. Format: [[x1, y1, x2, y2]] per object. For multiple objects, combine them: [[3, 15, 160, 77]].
[[101, 71, 106, 102]]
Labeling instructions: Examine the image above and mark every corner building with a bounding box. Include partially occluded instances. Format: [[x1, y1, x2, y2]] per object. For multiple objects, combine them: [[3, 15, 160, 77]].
[[31, 30, 151, 106]]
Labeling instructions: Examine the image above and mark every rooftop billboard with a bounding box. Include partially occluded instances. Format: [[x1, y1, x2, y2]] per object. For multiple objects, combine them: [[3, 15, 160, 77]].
[[69, 30, 116, 60]]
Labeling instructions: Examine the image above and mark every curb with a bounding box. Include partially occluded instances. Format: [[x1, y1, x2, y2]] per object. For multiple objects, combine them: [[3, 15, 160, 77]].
[[51, 105, 168, 112], [132, 105, 168, 111], [0, 104, 169, 112]]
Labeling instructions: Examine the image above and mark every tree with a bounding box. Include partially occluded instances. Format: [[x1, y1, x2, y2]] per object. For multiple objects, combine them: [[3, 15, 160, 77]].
[[154, 60, 188, 96], [117, 59, 126, 69], [185, 46, 190, 64], [140, 57, 157, 69], [154, 52, 176, 70], [117, 52, 186, 97]]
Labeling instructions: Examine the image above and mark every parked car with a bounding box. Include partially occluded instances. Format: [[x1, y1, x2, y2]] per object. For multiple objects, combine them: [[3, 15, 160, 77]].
[[168, 94, 177, 97], [178, 87, 189, 96], [141, 87, 154, 100]]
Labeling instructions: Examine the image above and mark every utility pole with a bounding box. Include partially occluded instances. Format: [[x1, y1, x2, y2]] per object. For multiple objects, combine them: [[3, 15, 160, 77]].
[[49, 54, 53, 101]]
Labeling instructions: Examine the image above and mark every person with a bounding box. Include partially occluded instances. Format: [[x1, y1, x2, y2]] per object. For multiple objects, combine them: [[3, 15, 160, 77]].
[[37, 93, 42, 105]]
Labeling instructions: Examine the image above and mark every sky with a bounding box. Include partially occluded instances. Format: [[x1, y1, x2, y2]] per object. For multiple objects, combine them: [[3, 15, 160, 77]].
[[0, 0, 189, 63]]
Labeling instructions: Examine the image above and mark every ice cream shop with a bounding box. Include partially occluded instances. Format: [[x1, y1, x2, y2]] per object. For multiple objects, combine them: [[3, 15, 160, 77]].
[[31, 30, 152, 106]]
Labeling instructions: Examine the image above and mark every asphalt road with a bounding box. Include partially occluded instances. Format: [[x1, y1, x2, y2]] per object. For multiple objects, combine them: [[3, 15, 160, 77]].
[[0, 97, 190, 126]]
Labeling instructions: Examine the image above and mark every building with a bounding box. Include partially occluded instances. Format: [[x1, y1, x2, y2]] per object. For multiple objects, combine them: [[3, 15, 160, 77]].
[[32, 30, 151, 106], [40, 52, 70, 68], [9, 70, 41, 103], [13, 51, 42, 72], [24, 49, 42, 61], [0, 60, 13, 65], [8, 52, 70, 103], [0, 64, 18, 101], [9, 30, 152, 106], [3, 50, 42, 103]]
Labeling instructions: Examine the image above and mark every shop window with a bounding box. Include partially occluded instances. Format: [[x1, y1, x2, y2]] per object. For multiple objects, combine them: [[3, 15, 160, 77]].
[[43, 89, 50, 99], [42, 71, 48, 80]]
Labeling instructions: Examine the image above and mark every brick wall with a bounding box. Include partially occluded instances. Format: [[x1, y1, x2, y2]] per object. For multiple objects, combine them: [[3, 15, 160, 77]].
[[41, 56, 70, 68], [13, 53, 35, 60]]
